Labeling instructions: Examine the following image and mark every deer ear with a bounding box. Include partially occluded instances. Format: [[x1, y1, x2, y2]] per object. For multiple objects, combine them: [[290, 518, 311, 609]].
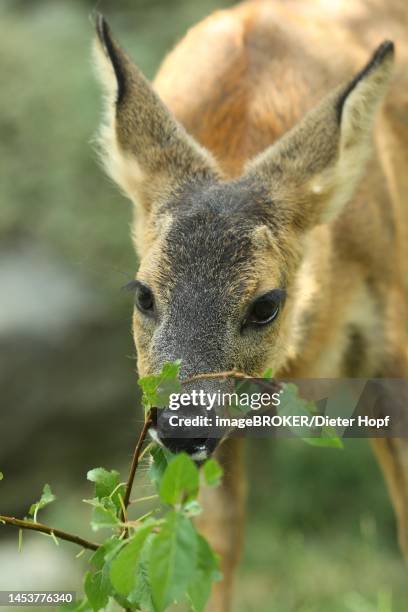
[[93, 15, 220, 215], [244, 41, 395, 229]]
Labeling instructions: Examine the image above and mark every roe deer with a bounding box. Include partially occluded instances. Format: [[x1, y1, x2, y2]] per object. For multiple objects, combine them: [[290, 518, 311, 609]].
[[93, 1, 408, 609]]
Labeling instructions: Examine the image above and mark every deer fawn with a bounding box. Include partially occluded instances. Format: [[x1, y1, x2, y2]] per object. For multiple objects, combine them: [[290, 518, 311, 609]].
[[93, 0, 408, 609]]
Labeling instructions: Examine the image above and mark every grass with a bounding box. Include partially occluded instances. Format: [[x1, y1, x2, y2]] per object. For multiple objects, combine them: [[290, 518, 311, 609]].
[[237, 522, 406, 611], [235, 438, 407, 611]]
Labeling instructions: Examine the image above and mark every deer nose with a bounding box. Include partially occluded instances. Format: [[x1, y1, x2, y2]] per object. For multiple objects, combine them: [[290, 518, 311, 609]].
[[161, 436, 218, 461], [154, 405, 219, 461]]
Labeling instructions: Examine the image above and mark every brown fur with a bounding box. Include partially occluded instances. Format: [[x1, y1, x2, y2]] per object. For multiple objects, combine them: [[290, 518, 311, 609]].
[[93, 2, 408, 609]]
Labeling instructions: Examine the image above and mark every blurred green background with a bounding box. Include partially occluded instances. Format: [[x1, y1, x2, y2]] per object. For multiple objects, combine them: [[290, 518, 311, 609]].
[[0, 1, 406, 610]]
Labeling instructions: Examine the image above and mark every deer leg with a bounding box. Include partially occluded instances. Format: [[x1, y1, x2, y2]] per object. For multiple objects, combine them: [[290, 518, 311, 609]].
[[371, 347, 408, 558], [371, 437, 408, 558], [196, 437, 246, 612]]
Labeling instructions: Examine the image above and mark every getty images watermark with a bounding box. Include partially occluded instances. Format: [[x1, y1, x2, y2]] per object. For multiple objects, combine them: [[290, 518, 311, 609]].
[[157, 378, 408, 439], [168, 388, 282, 411]]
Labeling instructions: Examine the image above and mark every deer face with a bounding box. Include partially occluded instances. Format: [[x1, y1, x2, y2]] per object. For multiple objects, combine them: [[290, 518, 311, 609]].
[[94, 16, 393, 457], [132, 180, 293, 380], [127, 180, 296, 458]]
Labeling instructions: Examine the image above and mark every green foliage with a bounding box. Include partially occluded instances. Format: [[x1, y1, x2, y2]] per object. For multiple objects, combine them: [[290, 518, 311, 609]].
[[87, 467, 125, 513], [83, 467, 126, 532], [71, 451, 222, 611], [4, 361, 348, 612], [110, 523, 155, 597], [84, 568, 111, 612], [76, 364, 341, 610], [149, 511, 198, 610], [28, 484, 56, 522], [138, 360, 182, 413], [159, 453, 199, 506], [188, 535, 221, 612], [232, 371, 343, 447], [88, 502, 121, 532], [0, 471, 3, 481], [149, 446, 171, 487], [278, 383, 344, 448], [87, 467, 121, 500], [128, 541, 156, 611], [304, 427, 344, 448], [202, 458, 223, 488]]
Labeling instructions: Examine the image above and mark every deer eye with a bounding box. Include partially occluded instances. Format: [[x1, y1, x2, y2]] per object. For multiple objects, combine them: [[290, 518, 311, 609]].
[[123, 280, 155, 315], [135, 282, 154, 314], [244, 289, 286, 328]]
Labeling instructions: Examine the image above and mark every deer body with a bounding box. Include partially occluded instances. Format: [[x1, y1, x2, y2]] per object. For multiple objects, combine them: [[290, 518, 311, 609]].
[[94, 1, 408, 609]]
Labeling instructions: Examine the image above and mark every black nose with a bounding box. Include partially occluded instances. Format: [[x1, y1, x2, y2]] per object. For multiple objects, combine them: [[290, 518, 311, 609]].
[[154, 405, 220, 461], [161, 436, 218, 460]]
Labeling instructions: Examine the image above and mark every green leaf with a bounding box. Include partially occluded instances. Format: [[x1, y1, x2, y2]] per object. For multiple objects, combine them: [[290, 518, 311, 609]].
[[262, 368, 274, 378], [303, 428, 344, 448], [84, 567, 111, 612], [87, 467, 124, 506], [87, 468, 125, 516], [159, 453, 199, 506], [84, 496, 121, 531], [127, 533, 158, 612], [128, 535, 156, 611], [202, 459, 223, 488], [0, 472, 3, 481], [87, 467, 119, 497], [188, 534, 221, 612], [139, 360, 182, 411], [110, 523, 155, 596], [89, 537, 123, 571], [149, 446, 171, 489], [85, 539, 129, 610], [277, 384, 316, 435], [90, 502, 120, 532], [129, 561, 155, 611], [160, 361, 182, 379], [28, 484, 56, 521], [278, 384, 343, 448], [149, 511, 198, 610], [234, 380, 267, 413]]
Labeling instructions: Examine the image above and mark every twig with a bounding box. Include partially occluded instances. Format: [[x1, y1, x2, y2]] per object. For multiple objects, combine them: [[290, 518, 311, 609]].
[[0, 416, 153, 554], [182, 369, 247, 384], [0, 515, 99, 551], [182, 370, 282, 394], [120, 413, 153, 524], [129, 494, 158, 505]]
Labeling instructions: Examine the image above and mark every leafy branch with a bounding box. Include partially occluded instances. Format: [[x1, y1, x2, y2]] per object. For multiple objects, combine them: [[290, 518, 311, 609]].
[[0, 361, 342, 611], [0, 515, 99, 551], [183, 369, 282, 395], [0, 362, 224, 612]]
